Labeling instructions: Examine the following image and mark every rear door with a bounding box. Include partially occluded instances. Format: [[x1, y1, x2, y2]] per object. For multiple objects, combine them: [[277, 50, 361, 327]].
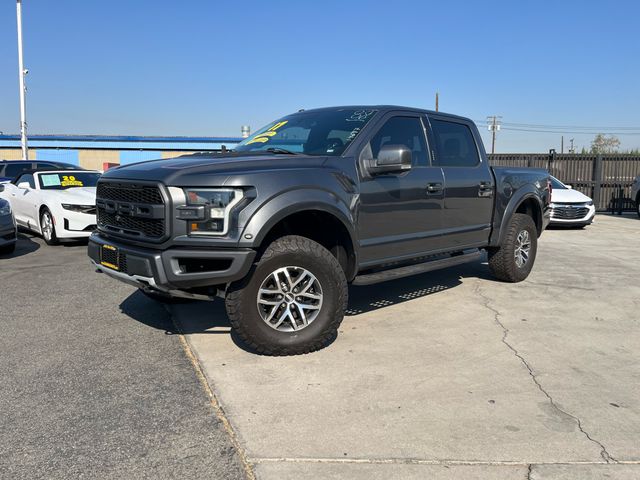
[[427, 116, 494, 248], [357, 113, 444, 266]]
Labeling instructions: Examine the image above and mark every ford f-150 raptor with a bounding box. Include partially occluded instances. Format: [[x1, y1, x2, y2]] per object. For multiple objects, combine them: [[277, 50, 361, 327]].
[[88, 106, 551, 355]]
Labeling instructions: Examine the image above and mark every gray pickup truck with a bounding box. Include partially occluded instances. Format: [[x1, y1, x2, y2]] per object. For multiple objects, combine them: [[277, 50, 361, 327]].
[[88, 106, 551, 355]]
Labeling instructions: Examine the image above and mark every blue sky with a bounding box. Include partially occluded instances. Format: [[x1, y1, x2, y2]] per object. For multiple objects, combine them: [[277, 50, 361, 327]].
[[1, 0, 639, 152]]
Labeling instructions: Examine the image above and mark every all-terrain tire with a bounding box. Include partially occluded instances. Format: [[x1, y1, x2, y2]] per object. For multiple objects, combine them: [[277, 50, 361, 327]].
[[488, 213, 537, 283], [225, 235, 348, 356]]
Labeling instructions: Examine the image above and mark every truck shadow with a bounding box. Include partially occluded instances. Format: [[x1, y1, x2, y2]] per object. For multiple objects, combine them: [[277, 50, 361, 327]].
[[120, 258, 493, 354], [346, 259, 491, 316]]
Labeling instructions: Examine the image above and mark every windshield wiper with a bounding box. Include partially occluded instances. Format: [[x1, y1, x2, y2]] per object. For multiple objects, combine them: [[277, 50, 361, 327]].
[[266, 147, 299, 155]]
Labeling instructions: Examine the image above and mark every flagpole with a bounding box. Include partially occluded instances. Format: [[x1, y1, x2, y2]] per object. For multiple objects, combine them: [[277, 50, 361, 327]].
[[16, 0, 29, 160]]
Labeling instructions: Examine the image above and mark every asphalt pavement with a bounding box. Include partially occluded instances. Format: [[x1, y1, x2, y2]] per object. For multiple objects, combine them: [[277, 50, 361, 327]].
[[0, 233, 246, 479], [175, 215, 640, 480]]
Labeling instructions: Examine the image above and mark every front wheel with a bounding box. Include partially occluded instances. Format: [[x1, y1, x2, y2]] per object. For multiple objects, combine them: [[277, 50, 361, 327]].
[[488, 213, 538, 283], [636, 197, 640, 219], [225, 235, 348, 356], [40, 209, 58, 246]]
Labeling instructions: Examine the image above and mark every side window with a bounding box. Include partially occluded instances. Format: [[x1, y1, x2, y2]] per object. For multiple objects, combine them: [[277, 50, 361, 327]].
[[430, 119, 480, 167], [5, 163, 31, 179], [368, 116, 428, 167], [16, 173, 35, 189], [35, 163, 56, 169]]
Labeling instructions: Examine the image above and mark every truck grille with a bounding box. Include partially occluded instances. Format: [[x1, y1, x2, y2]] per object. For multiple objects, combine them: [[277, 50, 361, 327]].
[[552, 204, 590, 220], [96, 181, 167, 240]]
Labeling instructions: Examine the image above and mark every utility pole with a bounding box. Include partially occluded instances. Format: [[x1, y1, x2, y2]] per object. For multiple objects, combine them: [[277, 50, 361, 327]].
[[16, 0, 29, 160], [561, 135, 564, 154], [486, 115, 502, 154], [435, 91, 439, 112]]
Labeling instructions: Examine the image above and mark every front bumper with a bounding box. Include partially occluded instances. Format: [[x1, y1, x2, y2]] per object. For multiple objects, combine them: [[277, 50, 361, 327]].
[[88, 233, 256, 298], [549, 204, 596, 225]]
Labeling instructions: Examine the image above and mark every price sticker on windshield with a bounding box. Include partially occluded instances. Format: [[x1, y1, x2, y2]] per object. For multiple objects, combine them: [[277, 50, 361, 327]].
[[246, 120, 288, 145], [60, 175, 84, 187]]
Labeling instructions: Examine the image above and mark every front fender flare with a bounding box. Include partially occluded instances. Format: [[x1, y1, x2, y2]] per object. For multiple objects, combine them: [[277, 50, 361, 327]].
[[238, 188, 358, 253], [491, 188, 544, 247]]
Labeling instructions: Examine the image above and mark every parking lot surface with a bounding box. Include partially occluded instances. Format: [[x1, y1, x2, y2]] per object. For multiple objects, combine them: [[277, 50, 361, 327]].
[[1, 215, 638, 479], [0, 235, 245, 479], [173, 215, 640, 480]]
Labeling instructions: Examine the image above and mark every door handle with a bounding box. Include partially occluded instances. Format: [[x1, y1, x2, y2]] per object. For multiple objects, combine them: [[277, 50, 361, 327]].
[[426, 182, 443, 194], [478, 182, 493, 197]]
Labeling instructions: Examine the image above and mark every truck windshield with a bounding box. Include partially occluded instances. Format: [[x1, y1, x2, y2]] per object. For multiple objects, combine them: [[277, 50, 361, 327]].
[[234, 108, 378, 156]]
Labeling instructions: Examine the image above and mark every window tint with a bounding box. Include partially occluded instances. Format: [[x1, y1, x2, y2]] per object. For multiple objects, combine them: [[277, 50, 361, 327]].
[[369, 116, 428, 166], [35, 162, 56, 169], [16, 173, 35, 188], [5, 163, 32, 179], [431, 119, 480, 167]]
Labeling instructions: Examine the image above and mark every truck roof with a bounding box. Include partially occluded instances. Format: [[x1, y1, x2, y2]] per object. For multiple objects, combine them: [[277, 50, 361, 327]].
[[297, 105, 473, 123]]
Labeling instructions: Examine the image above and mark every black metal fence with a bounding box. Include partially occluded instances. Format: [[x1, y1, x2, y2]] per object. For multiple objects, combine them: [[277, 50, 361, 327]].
[[488, 154, 640, 212]]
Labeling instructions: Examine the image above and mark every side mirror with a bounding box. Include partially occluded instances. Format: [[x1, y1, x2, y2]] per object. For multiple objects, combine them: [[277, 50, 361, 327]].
[[17, 181, 31, 190], [566, 184, 573, 189], [0, 184, 4, 193], [370, 144, 412, 174]]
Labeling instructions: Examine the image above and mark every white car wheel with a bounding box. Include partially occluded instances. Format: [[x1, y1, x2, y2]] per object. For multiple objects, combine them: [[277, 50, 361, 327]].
[[40, 209, 58, 245]]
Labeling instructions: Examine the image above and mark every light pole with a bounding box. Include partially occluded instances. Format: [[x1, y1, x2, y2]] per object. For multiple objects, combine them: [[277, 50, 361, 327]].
[[16, 0, 29, 160]]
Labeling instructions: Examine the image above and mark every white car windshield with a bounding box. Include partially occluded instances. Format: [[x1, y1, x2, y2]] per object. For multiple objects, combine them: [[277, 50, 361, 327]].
[[38, 172, 101, 190]]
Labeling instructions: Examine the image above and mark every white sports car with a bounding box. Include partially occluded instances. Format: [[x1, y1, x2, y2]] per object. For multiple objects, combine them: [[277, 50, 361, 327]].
[[549, 176, 596, 227], [0, 169, 101, 245]]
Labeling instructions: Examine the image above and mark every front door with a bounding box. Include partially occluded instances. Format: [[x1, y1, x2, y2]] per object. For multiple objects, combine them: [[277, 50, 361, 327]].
[[357, 114, 444, 267]]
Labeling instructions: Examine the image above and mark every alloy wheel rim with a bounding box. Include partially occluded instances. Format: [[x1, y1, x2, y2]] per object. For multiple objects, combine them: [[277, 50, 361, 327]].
[[256, 266, 323, 332], [41, 213, 52, 240], [514, 230, 531, 268]]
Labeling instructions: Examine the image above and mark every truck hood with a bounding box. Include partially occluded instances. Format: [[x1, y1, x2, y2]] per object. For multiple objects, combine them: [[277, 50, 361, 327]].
[[101, 153, 329, 185]]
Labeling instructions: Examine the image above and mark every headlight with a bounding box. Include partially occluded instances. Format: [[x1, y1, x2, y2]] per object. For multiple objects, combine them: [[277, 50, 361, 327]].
[[62, 204, 95, 213], [586, 201, 593, 206], [0, 203, 11, 216], [181, 188, 243, 235]]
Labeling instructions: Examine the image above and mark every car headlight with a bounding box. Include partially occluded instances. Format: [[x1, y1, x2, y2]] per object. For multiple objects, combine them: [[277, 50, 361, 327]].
[[62, 204, 95, 213], [180, 188, 244, 235], [0, 203, 11, 216], [586, 201, 593, 206]]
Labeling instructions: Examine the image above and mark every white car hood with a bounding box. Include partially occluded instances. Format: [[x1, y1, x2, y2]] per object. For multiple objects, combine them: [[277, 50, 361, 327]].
[[43, 186, 97, 204], [552, 188, 592, 204]]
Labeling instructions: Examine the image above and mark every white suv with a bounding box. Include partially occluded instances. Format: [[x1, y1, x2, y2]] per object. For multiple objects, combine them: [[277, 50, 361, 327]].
[[549, 176, 596, 228]]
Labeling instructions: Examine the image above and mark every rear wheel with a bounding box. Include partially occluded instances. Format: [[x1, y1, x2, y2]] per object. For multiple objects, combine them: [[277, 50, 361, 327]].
[[488, 213, 537, 283], [40, 209, 58, 246], [225, 235, 348, 356], [636, 195, 640, 219]]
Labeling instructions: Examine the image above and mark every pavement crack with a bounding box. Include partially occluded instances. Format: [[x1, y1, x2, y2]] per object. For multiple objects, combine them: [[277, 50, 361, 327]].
[[526, 464, 533, 480], [474, 282, 618, 464]]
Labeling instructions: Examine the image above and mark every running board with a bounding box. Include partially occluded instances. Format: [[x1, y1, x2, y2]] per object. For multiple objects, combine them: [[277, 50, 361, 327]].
[[352, 249, 483, 286]]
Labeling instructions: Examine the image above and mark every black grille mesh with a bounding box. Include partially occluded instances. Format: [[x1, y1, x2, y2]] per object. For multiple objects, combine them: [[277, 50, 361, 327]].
[[98, 210, 165, 238], [96, 181, 166, 239], [97, 183, 163, 204]]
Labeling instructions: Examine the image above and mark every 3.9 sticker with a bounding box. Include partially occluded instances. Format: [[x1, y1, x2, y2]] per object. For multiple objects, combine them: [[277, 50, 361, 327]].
[[61, 175, 83, 187]]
